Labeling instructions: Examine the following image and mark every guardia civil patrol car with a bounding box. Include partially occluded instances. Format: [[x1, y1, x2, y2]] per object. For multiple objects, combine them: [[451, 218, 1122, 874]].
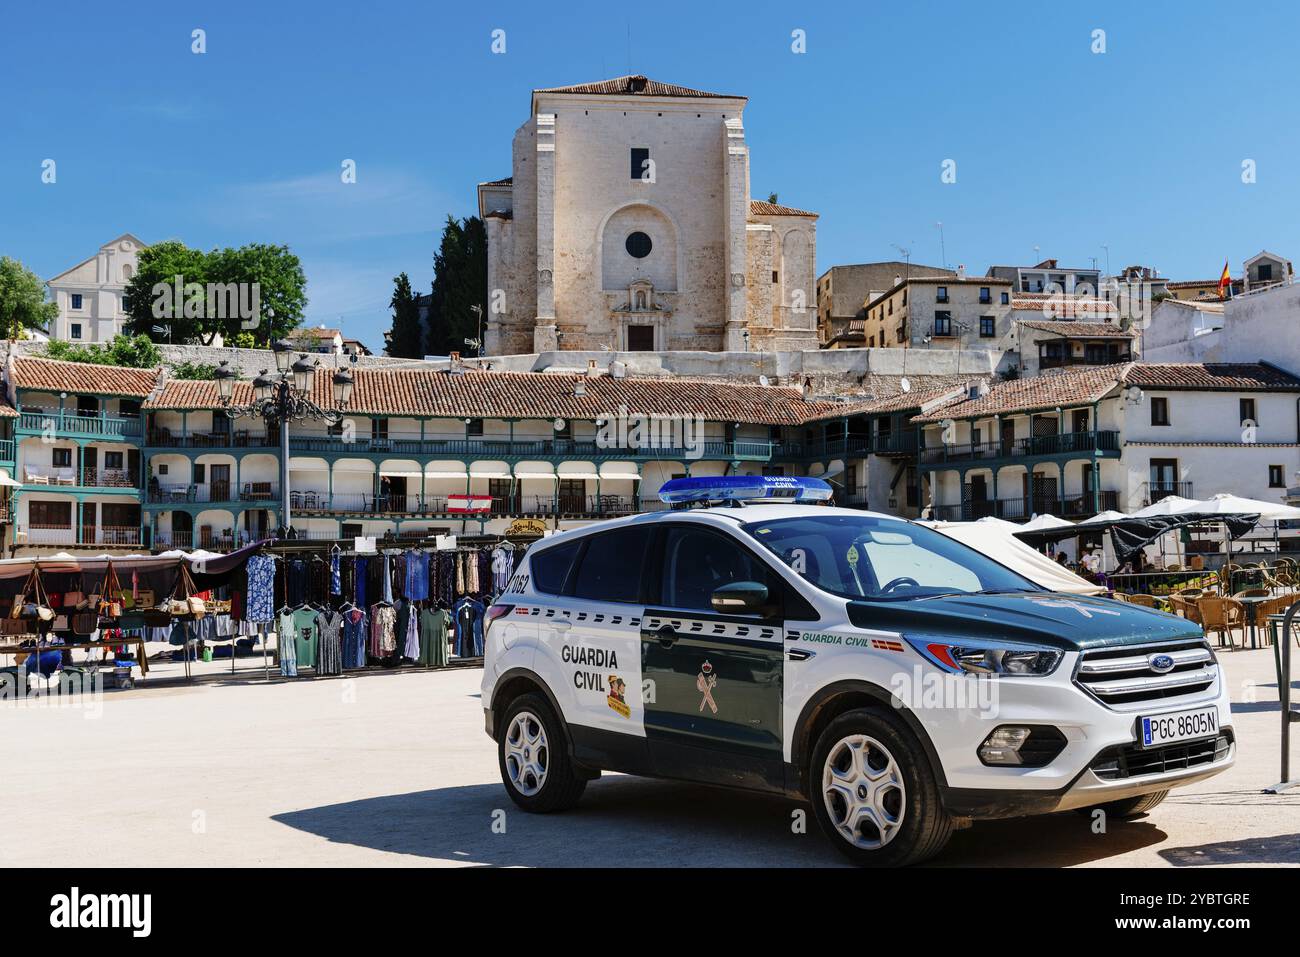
[[481, 476, 1234, 866]]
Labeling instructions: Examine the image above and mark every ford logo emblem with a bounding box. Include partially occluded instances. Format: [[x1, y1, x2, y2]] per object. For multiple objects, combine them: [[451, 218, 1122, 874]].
[[1149, 653, 1176, 673]]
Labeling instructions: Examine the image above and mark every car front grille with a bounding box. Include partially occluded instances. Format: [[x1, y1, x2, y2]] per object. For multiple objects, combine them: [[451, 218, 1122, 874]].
[[1089, 730, 1233, 780], [1074, 639, 1218, 708]]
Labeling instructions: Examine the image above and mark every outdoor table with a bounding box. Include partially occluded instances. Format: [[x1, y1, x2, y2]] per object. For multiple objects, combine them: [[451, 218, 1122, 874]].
[[1237, 595, 1272, 650], [0, 637, 149, 676]]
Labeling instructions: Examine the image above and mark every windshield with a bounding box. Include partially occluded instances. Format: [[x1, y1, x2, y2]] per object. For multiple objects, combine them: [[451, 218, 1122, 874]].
[[742, 514, 1041, 601]]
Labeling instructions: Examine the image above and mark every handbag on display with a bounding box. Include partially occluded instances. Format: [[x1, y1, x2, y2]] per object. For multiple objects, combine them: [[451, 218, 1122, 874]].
[[89, 561, 124, 620], [71, 612, 99, 636], [167, 564, 206, 620], [10, 567, 55, 622]]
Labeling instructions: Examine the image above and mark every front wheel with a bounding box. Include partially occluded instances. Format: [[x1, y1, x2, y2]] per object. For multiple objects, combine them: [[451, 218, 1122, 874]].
[[497, 693, 587, 813], [1077, 789, 1168, 820], [809, 708, 953, 867]]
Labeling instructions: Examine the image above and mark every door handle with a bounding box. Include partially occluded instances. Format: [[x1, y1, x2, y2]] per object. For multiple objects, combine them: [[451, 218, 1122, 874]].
[[787, 649, 815, 662], [641, 624, 679, 648], [548, 620, 572, 633]]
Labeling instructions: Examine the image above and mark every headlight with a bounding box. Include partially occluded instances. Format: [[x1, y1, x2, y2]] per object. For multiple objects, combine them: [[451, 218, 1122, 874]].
[[905, 636, 1063, 677]]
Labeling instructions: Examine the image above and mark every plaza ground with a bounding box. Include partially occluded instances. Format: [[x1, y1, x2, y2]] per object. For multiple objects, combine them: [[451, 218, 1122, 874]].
[[2, 645, 1297, 868]]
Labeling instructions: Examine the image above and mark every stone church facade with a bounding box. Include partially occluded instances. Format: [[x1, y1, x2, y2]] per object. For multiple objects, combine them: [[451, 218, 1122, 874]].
[[477, 76, 818, 355]]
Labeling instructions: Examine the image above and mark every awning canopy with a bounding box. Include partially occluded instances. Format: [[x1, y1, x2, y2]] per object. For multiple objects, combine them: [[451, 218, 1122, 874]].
[[922, 520, 1104, 596], [599, 462, 641, 481]]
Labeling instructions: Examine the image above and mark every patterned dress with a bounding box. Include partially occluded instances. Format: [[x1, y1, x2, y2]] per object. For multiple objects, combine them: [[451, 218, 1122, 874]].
[[315, 608, 343, 676]]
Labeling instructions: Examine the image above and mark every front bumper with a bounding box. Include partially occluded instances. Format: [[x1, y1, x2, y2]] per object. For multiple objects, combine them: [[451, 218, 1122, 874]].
[[943, 729, 1234, 818], [919, 651, 1235, 818]]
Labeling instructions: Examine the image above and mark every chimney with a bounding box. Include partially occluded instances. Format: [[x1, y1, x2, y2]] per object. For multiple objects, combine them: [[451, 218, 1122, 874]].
[[956, 264, 966, 280], [586, 358, 600, 378], [894, 274, 902, 288], [449, 351, 463, 374], [610, 360, 628, 378], [573, 375, 587, 398]]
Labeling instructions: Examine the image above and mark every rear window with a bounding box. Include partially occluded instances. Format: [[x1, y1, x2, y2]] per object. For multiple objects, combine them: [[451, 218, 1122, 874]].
[[572, 525, 654, 603], [530, 538, 581, 595]]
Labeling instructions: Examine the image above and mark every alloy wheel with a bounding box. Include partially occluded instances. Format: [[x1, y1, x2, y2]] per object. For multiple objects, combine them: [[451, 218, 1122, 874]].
[[822, 733, 906, 850], [504, 711, 549, 797]]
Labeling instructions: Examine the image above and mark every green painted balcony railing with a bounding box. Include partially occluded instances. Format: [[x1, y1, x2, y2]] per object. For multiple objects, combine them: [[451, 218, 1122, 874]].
[[920, 429, 1120, 466], [19, 410, 143, 439], [146, 429, 779, 460], [931, 490, 1120, 522]]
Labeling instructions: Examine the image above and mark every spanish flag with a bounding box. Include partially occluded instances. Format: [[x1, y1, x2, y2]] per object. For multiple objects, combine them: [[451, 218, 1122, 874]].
[[1217, 261, 1232, 299]]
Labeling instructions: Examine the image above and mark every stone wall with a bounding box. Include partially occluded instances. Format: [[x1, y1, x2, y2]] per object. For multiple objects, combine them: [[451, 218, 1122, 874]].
[[4, 339, 429, 378]]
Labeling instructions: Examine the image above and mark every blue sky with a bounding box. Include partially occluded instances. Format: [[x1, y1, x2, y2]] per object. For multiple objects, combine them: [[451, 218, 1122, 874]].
[[2, 0, 1297, 350]]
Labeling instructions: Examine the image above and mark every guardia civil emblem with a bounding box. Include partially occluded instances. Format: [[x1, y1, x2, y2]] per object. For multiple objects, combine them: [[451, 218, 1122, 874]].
[[697, 660, 718, 714]]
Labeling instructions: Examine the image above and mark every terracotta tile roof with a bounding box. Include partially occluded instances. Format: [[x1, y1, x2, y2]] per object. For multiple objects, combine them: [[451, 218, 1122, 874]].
[[1122, 363, 1300, 392], [913, 365, 1128, 422], [1166, 278, 1238, 289], [749, 200, 818, 218], [11, 357, 160, 397], [291, 327, 340, 339], [1011, 294, 1117, 319], [827, 381, 983, 418], [534, 75, 742, 99], [144, 368, 848, 425], [1018, 319, 1134, 337], [0, 395, 16, 418]]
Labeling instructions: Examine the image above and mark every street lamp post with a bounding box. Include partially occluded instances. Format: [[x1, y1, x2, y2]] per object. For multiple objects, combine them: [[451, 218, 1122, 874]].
[[213, 339, 354, 541]]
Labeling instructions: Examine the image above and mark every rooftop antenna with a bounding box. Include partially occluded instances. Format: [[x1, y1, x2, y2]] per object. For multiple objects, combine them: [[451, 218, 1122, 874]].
[[1101, 244, 1112, 276], [936, 222, 947, 270], [891, 243, 912, 282]]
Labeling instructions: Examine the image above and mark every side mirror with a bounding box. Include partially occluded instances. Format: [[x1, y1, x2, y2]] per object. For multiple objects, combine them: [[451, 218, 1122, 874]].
[[711, 581, 771, 616]]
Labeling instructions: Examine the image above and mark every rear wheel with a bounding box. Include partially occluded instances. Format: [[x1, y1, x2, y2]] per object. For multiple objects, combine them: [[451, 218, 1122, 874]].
[[809, 708, 953, 867], [497, 693, 587, 813]]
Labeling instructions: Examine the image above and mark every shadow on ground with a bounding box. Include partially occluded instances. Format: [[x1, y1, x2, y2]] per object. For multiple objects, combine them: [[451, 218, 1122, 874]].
[[1158, 832, 1300, 866], [272, 774, 1169, 867]]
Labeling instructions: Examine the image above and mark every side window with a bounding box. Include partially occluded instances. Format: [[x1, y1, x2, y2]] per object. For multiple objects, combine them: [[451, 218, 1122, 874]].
[[571, 526, 654, 603], [660, 525, 774, 613], [531, 538, 581, 595]]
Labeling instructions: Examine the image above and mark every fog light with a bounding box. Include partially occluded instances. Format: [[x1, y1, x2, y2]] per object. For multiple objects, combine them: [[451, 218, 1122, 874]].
[[979, 727, 1031, 765], [978, 725, 1067, 767]]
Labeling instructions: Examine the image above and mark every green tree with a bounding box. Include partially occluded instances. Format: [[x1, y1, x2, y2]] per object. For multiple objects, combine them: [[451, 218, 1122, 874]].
[[124, 241, 306, 346], [426, 215, 488, 356], [0, 256, 58, 340], [43, 334, 162, 368], [170, 360, 218, 380], [385, 272, 423, 358]]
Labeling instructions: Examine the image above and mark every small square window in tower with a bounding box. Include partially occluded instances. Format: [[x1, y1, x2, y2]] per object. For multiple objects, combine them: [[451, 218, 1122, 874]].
[[627, 325, 655, 351], [630, 147, 650, 180]]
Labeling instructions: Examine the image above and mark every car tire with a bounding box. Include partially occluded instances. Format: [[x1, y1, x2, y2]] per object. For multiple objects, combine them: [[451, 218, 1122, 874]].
[[497, 693, 587, 813], [1081, 789, 1169, 820], [808, 707, 953, 867]]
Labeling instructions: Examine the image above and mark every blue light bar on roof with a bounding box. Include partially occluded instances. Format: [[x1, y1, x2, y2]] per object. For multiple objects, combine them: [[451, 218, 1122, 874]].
[[658, 475, 834, 504]]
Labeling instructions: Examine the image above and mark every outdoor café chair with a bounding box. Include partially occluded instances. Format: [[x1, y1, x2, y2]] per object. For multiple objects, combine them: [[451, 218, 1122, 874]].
[[1128, 593, 1161, 609], [1233, 587, 1270, 600], [1197, 597, 1244, 650], [1167, 594, 1199, 622]]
